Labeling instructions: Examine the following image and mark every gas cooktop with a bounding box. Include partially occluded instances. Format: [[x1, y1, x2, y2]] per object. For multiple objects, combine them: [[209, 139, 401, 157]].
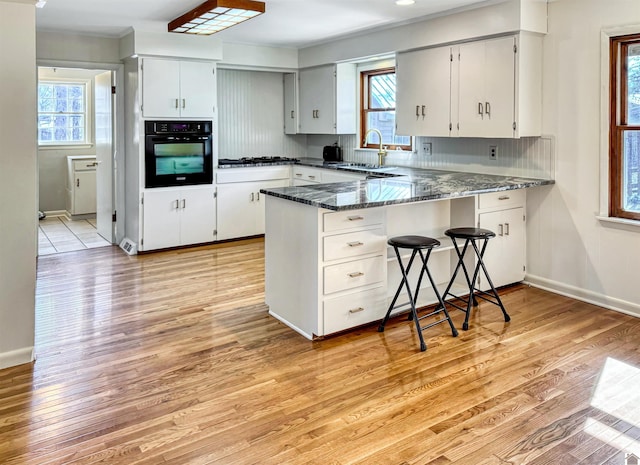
[[218, 156, 300, 166]]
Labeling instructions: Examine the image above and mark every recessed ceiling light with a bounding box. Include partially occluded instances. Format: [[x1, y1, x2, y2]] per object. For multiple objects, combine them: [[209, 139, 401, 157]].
[[395, 0, 415, 5]]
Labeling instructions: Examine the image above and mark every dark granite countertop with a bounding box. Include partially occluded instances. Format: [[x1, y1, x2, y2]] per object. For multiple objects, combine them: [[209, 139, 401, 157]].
[[259, 158, 554, 211]]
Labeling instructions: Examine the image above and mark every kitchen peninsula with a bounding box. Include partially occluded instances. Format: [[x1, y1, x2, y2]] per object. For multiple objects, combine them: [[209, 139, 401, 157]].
[[260, 165, 553, 340]]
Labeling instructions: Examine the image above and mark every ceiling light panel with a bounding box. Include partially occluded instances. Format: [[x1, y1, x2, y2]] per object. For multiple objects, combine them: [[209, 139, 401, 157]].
[[169, 0, 265, 35]]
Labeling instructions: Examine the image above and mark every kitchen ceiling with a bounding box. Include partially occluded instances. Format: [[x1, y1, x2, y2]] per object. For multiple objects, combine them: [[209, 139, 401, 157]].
[[35, 0, 500, 48]]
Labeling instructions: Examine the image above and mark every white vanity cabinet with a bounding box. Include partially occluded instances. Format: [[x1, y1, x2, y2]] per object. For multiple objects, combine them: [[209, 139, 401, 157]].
[[140, 185, 216, 251], [476, 190, 526, 288], [298, 63, 357, 134], [216, 166, 290, 241], [141, 58, 216, 118], [66, 156, 97, 216], [396, 45, 453, 137]]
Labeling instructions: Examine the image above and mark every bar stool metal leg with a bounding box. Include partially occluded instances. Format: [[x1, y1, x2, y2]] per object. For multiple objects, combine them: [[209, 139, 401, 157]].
[[378, 236, 458, 352]]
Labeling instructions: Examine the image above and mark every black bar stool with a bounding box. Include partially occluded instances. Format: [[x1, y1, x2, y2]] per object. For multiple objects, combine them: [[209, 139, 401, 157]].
[[378, 235, 458, 352], [440, 227, 510, 331]]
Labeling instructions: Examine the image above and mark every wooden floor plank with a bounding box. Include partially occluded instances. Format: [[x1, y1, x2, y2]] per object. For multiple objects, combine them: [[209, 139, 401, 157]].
[[1, 240, 640, 464]]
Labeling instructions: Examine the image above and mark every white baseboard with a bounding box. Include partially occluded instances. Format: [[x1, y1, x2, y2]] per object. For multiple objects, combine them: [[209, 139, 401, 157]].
[[42, 210, 67, 218], [524, 274, 640, 318], [0, 346, 34, 370]]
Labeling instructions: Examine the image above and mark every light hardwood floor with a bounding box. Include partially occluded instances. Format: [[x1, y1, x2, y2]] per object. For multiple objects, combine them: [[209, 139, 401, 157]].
[[1, 239, 640, 464]]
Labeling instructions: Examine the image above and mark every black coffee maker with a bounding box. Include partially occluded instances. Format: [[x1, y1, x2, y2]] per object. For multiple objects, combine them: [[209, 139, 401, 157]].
[[322, 143, 342, 162]]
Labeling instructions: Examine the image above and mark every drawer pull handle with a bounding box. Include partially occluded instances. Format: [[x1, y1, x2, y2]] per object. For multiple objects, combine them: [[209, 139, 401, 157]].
[[295, 173, 302, 177], [498, 195, 510, 200], [347, 215, 364, 221], [347, 241, 364, 247], [348, 272, 364, 278], [309, 175, 316, 179], [349, 307, 365, 314], [505, 222, 510, 236]]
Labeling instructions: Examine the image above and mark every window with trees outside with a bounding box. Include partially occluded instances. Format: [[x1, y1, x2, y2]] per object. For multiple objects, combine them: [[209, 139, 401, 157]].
[[361, 68, 411, 151], [38, 81, 87, 145], [610, 34, 640, 221]]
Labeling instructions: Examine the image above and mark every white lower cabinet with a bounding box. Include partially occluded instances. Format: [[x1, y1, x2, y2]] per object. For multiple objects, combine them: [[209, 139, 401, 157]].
[[66, 156, 97, 216], [216, 166, 290, 241], [476, 190, 526, 288], [141, 185, 216, 251]]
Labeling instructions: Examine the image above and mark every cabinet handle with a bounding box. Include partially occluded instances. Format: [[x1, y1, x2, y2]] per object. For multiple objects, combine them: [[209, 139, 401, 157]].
[[175, 199, 180, 209], [182, 99, 186, 109], [498, 195, 510, 200], [349, 307, 365, 314], [421, 105, 426, 117], [478, 102, 484, 116], [348, 271, 364, 278], [175, 99, 179, 109], [291, 110, 295, 119], [347, 241, 364, 247], [182, 199, 186, 209], [256, 192, 260, 201], [308, 175, 316, 180], [76, 178, 80, 187], [505, 222, 510, 236], [485, 102, 491, 116], [415, 105, 420, 117], [347, 215, 364, 221], [498, 223, 504, 236], [251, 192, 255, 202], [315, 109, 319, 118], [295, 173, 303, 177]]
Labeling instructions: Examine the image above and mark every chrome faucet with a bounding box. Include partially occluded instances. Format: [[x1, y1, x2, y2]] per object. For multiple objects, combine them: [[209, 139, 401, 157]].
[[363, 128, 387, 166]]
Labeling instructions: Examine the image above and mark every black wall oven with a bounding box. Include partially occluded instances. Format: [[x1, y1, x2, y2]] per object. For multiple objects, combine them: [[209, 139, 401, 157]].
[[144, 120, 213, 188]]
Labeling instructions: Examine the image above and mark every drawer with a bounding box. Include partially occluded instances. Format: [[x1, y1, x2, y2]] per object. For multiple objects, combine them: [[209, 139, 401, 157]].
[[323, 255, 385, 294], [323, 228, 386, 262], [291, 166, 322, 183], [73, 159, 97, 171], [323, 208, 384, 233], [478, 189, 525, 210], [217, 166, 290, 183], [323, 286, 387, 335]]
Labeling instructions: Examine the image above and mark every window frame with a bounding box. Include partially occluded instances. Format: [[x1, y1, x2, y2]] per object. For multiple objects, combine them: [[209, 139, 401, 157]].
[[37, 78, 92, 148], [360, 67, 411, 151], [609, 33, 640, 221]]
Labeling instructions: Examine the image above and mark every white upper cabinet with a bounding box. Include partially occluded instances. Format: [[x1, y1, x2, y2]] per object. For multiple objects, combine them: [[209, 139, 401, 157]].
[[396, 45, 453, 137], [454, 34, 542, 138], [396, 33, 542, 138], [456, 36, 516, 138], [283, 73, 298, 134], [142, 58, 216, 119], [298, 63, 356, 134]]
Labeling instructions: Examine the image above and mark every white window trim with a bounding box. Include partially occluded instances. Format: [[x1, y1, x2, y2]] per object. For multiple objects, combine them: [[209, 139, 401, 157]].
[[598, 25, 640, 228], [37, 77, 94, 149]]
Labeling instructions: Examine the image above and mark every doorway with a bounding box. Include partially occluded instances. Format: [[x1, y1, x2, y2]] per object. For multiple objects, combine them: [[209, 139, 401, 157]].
[[36, 64, 124, 255]]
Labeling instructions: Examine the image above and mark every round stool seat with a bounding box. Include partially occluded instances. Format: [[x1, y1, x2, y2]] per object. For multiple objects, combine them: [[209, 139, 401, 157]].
[[445, 227, 495, 240], [388, 235, 440, 250]]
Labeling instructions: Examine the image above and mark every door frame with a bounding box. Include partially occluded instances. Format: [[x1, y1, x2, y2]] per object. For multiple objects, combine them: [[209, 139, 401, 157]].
[[37, 59, 126, 244]]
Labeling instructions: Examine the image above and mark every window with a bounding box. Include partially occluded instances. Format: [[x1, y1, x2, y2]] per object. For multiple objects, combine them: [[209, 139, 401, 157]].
[[610, 34, 640, 221], [360, 68, 411, 150], [38, 81, 88, 145]]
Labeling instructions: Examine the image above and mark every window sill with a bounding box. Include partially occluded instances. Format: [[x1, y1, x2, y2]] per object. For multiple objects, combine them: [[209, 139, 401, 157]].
[[38, 144, 94, 151], [596, 215, 640, 230]]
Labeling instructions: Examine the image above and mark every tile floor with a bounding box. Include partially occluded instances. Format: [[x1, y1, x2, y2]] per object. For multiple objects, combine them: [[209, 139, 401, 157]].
[[38, 215, 111, 256]]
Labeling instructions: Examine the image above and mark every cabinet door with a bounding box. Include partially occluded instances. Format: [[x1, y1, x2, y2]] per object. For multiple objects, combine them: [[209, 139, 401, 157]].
[[284, 73, 298, 134], [396, 50, 426, 136], [216, 182, 257, 241], [299, 66, 335, 134], [483, 36, 516, 138], [142, 59, 180, 118], [457, 40, 486, 137], [180, 187, 216, 246], [180, 61, 216, 118], [478, 207, 524, 289], [255, 179, 289, 233], [73, 171, 97, 215], [142, 189, 181, 251]]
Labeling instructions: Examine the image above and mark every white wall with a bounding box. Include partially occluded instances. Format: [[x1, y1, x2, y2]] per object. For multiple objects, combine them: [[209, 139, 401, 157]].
[[0, 0, 37, 369], [525, 0, 640, 315], [37, 31, 120, 64]]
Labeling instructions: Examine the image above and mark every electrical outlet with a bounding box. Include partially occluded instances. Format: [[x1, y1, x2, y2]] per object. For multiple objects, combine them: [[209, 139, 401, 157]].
[[489, 145, 498, 160], [422, 141, 432, 156]]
